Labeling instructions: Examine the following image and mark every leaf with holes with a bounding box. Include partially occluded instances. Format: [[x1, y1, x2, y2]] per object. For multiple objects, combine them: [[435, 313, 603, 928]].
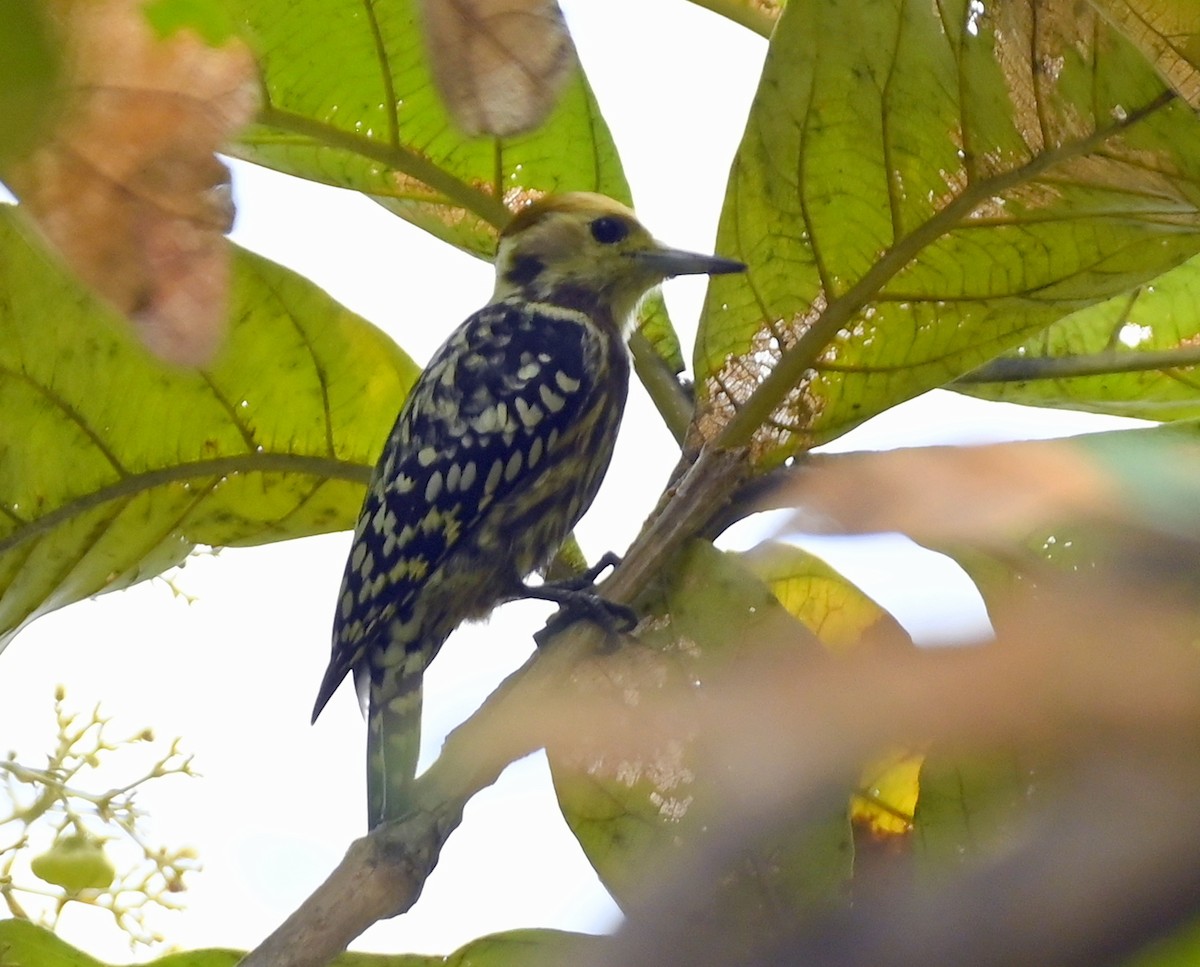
[[694, 0, 1200, 464], [0, 205, 417, 649]]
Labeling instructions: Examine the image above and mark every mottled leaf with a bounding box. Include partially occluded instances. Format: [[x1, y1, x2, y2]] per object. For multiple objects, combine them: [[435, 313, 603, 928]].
[[0, 206, 417, 648], [695, 0, 1200, 464]]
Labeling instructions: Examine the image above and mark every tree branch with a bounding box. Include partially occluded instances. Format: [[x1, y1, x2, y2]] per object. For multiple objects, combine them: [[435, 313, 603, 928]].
[[629, 331, 694, 446], [237, 631, 599, 967], [236, 809, 452, 967]]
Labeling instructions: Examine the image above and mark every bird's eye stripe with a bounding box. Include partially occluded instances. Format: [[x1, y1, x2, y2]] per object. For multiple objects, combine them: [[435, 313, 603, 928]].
[[590, 216, 629, 245]]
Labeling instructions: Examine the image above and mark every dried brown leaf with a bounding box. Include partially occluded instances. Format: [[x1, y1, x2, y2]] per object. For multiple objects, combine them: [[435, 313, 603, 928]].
[[4, 0, 258, 366], [418, 0, 576, 136]]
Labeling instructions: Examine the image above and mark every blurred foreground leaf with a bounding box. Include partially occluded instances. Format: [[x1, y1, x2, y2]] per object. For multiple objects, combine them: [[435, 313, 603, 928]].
[[550, 541, 851, 932], [417, 0, 574, 137], [2, 0, 258, 366], [777, 425, 1200, 550]]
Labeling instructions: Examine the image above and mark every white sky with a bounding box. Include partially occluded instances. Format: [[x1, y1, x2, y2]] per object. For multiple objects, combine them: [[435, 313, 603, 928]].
[[0, 0, 1150, 961]]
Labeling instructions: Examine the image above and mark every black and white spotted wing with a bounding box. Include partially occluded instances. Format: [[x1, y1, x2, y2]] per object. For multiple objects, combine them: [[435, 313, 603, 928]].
[[312, 299, 626, 720]]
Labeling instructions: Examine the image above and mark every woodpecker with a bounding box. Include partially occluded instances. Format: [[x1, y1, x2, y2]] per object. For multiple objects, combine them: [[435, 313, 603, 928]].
[[312, 192, 744, 828]]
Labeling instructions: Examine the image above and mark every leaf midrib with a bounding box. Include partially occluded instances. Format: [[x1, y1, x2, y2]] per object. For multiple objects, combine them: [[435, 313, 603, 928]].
[[0, 453, 372, 556]]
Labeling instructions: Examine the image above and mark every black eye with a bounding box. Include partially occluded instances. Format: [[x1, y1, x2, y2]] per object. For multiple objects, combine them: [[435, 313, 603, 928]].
[[590, 215, 630, 245]]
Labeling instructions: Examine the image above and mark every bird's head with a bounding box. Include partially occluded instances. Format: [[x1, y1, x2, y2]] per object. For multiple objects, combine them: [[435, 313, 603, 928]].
[[492, 192, 744, 328]]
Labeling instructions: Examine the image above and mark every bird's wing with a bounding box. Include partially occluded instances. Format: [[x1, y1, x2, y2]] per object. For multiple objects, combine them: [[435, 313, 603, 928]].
[[311, 300, 606, 720]]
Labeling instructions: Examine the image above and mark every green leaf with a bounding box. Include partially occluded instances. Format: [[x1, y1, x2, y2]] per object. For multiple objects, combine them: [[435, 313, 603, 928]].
[[0, 920, 598, 967], [957, 254, 1200, 420], [223, 0, 685, 399], [440, 929, 603, 967], [549, 541, 850, 928], [142, 0, 240, 45], [695, 0, 1200, 463], [686, 0, 780, 38], [0, 919, 108, 967], [0, 206, 417, 648], [225, 0, 623, 252]]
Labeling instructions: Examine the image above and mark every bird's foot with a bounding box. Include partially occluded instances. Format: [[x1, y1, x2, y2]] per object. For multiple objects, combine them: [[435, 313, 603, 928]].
[[528, 587, 638, 649], [523, 552, 636, 648]]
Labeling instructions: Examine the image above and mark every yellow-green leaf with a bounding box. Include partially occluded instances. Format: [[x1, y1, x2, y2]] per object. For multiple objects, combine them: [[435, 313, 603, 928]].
[[223, 0, 685, 388], [957, 254, 1200, 421], [852, 751, 922, 838], [696, 0, 1200, 464], [226, 0, 622, 253], [740, 541, 908, 654], [0, 206, 417, 647], [1090, 0, 1200, 107], [740, 542, 919, 838]]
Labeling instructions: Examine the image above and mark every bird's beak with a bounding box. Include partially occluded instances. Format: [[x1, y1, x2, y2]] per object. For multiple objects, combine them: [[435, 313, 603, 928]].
[[634, 245, 746, 278]]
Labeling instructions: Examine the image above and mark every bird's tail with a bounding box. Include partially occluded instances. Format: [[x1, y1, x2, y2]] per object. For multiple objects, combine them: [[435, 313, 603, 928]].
[[366, 672, 423, 828]]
